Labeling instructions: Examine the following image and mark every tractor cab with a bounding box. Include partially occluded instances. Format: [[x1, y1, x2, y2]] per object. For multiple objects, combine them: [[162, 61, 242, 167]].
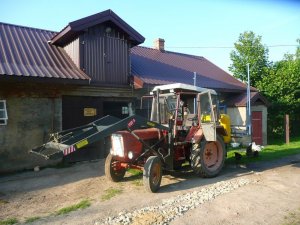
[[150, 83, 220, 142]]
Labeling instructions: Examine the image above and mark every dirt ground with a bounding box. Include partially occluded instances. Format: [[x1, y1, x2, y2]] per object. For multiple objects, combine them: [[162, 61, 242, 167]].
[[1, 154, 300, 225]]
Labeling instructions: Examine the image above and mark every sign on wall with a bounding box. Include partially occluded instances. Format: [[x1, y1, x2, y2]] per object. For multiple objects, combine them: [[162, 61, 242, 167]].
[[84, 108, 97, 117]]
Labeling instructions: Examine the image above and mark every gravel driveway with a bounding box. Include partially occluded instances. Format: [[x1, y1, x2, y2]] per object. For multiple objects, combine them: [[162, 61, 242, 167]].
[[1, 154, 300, 225]]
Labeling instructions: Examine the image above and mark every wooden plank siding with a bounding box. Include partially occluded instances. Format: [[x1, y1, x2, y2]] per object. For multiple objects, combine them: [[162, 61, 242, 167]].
[[82, 30, 106, 82], [63, 23, 130, 86], [64, 37, 80, 68]]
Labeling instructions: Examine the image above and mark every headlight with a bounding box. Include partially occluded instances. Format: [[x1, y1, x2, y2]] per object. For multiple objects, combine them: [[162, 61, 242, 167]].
[[128, 151, 133, 159], [111, 134, 124, 157]]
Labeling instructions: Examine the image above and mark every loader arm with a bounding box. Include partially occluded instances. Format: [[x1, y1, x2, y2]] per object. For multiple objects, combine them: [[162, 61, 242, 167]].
[[29, 115, 168, 160]]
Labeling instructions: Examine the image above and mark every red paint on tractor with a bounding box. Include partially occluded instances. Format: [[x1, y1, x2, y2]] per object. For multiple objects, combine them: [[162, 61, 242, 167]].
[[113, 128, 161, 162]]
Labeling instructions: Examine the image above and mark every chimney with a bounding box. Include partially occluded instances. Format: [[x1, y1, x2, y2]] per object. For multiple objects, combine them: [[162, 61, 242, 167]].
[[154, 38, 165, 51]]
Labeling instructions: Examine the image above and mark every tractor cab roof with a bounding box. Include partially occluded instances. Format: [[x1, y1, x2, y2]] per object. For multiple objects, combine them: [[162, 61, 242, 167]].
[[151, 83, 217, 95]]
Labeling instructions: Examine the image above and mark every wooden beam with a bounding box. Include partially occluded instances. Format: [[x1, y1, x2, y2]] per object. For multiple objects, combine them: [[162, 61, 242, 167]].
[[285, 114, 289, 144]]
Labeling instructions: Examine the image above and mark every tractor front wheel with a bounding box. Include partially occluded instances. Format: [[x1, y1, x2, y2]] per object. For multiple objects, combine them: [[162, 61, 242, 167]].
[[190, 135, 225, 178], [143, 156, 162, 193], [105, 153, 126, 182]]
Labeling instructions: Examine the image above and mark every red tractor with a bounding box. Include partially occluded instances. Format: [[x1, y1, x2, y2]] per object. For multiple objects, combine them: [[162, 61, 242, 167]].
[[105, 83, 231, 192]]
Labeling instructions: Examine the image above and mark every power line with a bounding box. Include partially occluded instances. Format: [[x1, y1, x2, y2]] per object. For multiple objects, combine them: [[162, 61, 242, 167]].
[[164, 44, 298, 49], [268, 44, 298, 47]]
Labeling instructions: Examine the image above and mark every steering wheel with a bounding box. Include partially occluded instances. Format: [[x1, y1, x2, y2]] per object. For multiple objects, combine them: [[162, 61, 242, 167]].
[[187, 115, 197, 121]]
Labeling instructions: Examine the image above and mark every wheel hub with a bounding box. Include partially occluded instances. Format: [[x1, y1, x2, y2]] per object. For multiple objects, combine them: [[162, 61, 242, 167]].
[[204, 143, 219, 167], [152, 164, 161, 184]]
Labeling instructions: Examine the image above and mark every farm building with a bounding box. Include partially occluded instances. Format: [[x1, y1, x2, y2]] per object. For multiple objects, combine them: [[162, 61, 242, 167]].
[[0, 10, 268, 173]]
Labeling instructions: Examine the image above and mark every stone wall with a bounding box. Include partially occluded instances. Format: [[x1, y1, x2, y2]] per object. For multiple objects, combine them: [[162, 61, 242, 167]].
[[0, 96, 61, 173], [0, 82, 136, 173]]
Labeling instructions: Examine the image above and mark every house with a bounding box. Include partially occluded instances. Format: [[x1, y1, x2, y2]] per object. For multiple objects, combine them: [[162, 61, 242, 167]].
[[0, 10, 268, 173]]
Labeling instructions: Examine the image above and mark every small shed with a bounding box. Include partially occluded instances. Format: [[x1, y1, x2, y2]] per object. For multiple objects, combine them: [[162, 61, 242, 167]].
[[227, 92, 269, 146]]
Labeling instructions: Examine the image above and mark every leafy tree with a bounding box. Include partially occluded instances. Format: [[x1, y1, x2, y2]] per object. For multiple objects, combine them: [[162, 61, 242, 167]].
[[229, 31, 270, 87], [259, 39, 300, 137]]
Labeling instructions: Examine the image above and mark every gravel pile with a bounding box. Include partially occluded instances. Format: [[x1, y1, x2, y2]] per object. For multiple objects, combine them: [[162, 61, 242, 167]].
[[96, 178, 251, 225]]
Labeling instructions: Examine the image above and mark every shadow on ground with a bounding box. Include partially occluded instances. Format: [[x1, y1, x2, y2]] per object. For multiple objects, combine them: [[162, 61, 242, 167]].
[[158, 153, 300, 193], [0, 153, 299, 195]]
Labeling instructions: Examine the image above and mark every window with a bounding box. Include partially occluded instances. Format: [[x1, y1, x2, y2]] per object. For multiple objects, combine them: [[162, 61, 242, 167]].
[[0, 100, 8, 125], [122, 106, 129, 115]]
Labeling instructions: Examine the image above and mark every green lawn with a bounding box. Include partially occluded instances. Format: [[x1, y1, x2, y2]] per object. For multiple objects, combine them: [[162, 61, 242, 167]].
[[101, 188, 123, 201], [0, 218, 18, 225], [226, 136, 300, 164], [55, 199, 91, 216]]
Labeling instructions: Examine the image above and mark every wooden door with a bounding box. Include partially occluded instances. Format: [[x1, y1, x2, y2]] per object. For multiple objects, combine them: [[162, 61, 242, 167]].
[[252, 111, 263, 145]]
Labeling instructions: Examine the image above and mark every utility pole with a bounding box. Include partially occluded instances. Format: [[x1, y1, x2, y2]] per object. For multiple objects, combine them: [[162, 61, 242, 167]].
[[193, 72, 196, 113], [247, 63, 252, 136]]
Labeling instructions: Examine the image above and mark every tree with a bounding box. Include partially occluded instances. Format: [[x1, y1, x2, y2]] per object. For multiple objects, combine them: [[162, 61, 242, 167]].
[[229, 31, 270, 87], [259, 39, 300, 137]]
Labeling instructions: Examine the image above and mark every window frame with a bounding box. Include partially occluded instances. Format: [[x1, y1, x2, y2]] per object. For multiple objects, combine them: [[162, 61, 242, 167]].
[[0, 100, 8, 125], [121, 106, 129, 115]]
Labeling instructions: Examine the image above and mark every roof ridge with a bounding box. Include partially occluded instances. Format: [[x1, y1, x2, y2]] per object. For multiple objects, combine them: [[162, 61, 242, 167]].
[[68, 9, 112, 27], [133, 45, 205, 60], [51, 9, 144, 46], [0, 22, 57, 34]]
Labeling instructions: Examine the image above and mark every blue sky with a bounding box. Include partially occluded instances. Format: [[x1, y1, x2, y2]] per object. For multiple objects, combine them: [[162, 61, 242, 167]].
[[1, 0, 299, 73]]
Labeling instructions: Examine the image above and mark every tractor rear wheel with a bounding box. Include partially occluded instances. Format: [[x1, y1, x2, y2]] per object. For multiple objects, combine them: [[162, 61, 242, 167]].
[[143, 156, 162, 193], [105, 153, 126, 182], [190, 135, 225, 178]]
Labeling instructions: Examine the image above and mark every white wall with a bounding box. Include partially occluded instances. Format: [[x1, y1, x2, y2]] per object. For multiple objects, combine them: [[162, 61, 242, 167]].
[[227, 107, 247, 126], [227, 105, 268, 146]]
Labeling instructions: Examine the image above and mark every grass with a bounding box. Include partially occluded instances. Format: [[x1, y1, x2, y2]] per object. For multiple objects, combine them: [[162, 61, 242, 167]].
[[0, 199, 8, 205], [282, 208, 300, 225], [226, 136, 300, 165], [1, 200, 91, 224], [101, 188, 123, 201], [55, 199, 91, 216], [0, 218, 18, 225], [25, 216, 41, 223], [127, 168, 143, 186], [127, 168, 143, 176]]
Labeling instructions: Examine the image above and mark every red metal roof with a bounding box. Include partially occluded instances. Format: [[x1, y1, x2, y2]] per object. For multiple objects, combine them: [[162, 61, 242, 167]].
[[227, 92, 270, 107], [51, 9, 145, 47], [131, 46, 251, 92], [0, 23, 90, 81], [0, 18, 257, 93]]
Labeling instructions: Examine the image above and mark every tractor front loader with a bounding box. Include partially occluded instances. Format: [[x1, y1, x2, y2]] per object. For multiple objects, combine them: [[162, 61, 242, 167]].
[[30, 83, 231, 193], [29, 114, 167, 161]]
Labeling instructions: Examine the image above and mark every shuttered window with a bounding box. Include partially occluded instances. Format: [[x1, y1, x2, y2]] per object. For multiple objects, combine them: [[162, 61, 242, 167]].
[[0, 100, 8, 125]]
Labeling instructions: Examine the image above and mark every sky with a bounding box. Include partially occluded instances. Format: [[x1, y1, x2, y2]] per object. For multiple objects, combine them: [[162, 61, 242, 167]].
[[1, 0, 299, 73]]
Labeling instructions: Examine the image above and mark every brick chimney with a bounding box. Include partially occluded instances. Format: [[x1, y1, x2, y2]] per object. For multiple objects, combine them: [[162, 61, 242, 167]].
[[154, 38, 165, 51]]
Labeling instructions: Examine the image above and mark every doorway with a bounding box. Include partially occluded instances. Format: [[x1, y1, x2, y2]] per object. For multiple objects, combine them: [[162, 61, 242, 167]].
[[252, 111, 263, 145]]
